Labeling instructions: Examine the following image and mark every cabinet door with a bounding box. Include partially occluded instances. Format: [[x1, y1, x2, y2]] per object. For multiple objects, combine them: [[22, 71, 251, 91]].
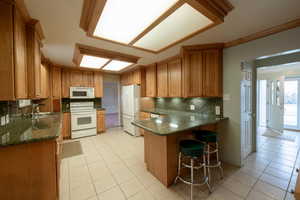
[[62, 113, 71, 139], [14, 8, 28, 99], [34, 38, 42, 98], [81, 71, 93, 87], [145, 64, 156, 97], [189, 51, 204, 97], [70, 71, 82, 87], [203, 49, 222, 97], [157, 63, 168, 97], [94, 72, 103, 97], [52, 67, 61, 99], [40, 64, 50, 98], [168, 58, 182, 97], [132, 69, 141, 85], [97, 110, 105, 133], [0, 1, 14, 100], [61, 69, 70, 98]]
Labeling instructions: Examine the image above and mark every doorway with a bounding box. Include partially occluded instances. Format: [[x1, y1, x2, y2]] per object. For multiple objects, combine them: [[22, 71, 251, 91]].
[[284, 78, 300, 130], [102, 80, 121, 129]]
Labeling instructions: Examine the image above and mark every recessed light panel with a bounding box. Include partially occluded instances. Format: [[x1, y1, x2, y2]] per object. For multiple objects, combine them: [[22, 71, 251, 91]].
[[102, 60, 133, 71], [80, 55, 109, 68], [133, 4, 213, 51], [93, 0, 178, 44]]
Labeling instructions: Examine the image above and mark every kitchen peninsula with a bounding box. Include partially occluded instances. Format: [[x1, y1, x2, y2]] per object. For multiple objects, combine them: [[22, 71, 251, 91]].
[[132, 108, 228, 187]]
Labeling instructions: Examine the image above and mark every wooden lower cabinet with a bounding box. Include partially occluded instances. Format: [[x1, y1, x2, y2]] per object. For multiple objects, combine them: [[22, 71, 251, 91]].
[[62, 112, 71, 139], [97, 110, 106, 133], [139, 112, 151, 136], [0, 139, 59, 200]]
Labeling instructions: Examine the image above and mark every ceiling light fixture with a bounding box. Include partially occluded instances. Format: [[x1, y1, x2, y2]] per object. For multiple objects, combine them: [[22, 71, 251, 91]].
[[80, 55, 110, 69], [93, 0, 178, 44], [102, 60, 133, 71]]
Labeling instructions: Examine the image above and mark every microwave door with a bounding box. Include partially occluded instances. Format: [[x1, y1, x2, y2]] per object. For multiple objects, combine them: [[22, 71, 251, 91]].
[[71, 91, 88, 99]]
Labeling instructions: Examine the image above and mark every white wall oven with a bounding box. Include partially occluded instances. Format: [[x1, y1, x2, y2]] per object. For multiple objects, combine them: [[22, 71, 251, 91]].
[[70, 102, 96, 139], [70, 87, 95, 99]]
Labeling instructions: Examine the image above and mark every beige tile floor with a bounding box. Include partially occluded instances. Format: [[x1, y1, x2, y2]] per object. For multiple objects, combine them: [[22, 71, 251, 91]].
[[60, 127, 300, 200]]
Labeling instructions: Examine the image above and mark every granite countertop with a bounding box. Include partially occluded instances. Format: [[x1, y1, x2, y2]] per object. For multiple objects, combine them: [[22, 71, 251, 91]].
[[133, 108, 228, 136], [0, 113, 62, 147]]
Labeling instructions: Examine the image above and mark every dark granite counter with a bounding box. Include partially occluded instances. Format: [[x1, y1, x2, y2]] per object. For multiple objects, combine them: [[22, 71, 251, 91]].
[[0, 113, 62, 147], [133, 108, 228, 135]]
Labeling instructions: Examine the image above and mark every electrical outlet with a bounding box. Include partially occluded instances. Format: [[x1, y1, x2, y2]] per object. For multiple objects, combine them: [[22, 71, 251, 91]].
[[190, 105, 195, 110], [1, 116, 6, 126], [215, 106, 221, 115], [190, 116, 195, 121]]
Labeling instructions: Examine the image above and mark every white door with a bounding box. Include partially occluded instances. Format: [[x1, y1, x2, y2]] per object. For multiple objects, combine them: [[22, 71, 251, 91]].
[[267, 77, 284, 134], [241, 61, 255, 161]]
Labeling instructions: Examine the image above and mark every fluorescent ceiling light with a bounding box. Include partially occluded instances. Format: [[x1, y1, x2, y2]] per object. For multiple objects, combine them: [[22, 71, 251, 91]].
[[133, 3, 213, 51], [80, 55, 109, 68], [94, 0, 178, 44], [102, 60, 133, 71]]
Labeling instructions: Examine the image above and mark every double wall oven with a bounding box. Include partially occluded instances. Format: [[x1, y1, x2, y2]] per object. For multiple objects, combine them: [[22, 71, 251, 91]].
[[70, 87, 97, 139]]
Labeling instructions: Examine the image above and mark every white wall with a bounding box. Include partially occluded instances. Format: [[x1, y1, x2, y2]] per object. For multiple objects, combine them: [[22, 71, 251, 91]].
[[222, 27, 300, 166], [102, 74, 121, 114]]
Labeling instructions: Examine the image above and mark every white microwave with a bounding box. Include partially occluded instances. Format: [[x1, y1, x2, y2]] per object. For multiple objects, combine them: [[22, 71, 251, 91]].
[[70, 87, 95, 99]]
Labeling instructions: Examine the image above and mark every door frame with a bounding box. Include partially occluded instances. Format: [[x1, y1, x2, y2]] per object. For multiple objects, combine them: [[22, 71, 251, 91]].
[[284, 76, 300, 130]]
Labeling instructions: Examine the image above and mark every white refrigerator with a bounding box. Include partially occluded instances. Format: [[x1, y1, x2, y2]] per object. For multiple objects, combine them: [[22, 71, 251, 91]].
[[121, 85, 140, 136]]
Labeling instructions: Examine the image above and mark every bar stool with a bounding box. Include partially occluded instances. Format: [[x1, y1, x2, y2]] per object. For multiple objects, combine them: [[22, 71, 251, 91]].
[[193, 130, 223, 184], [174, 140, 211, 200]]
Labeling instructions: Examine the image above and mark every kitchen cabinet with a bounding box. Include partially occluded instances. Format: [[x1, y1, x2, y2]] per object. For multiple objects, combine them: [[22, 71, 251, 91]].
[[157, 62, 168, 97], [62, 112, 71, 139], [203, 49, 223, 97], [70, 70, 83, 87], [120, 69, 141, 85], [52, 67, 61, 99], [0, 2, 28, 100], [145, 64, 157, 97], [97, 110, 106, 133], [139, 112, 151, 136], [94, 72, 103, 97], [61, 69, 71, 98], [181, 44, 223, 97], [168, 58, 182, 97], [82, 71, 94, 87], [40, 64, 50, 98], [27, 21, 42, 99]]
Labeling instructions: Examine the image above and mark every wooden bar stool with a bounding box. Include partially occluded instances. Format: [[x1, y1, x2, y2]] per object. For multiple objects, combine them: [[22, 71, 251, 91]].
[[174, 140, 211, 200], [193, 130, 223, 184]]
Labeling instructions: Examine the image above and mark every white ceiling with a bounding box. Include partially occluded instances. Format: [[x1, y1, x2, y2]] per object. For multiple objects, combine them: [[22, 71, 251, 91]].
[[24, 0, 300, 68]]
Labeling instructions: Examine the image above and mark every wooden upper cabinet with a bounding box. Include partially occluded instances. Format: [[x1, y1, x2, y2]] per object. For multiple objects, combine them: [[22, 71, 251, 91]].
[[188, 51, 204, 97], [14, 7, 28, 99], [52, 67, 61, 99], [168, 58, 182, 97], [94, 72, 103, 97], [40, 64, 50, 99], [145, 64, 157, 97], [82, 71, 94, 87], [61, 69, 71, 98], [26, 22, 42, 99], [132, 69, 141, 85], [203, 49, 222, 97], [181, 44, 223, 97], [70, 70, 83, 87], [156, 62, 168, 97]]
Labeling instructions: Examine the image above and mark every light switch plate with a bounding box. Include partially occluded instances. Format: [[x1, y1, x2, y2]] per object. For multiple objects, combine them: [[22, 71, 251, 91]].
[[5, 114, 9, 124], [190, 105, 195, 110]]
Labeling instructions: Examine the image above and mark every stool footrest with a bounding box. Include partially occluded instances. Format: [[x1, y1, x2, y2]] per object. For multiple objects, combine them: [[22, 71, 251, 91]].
[[176, 176, 209, 186]]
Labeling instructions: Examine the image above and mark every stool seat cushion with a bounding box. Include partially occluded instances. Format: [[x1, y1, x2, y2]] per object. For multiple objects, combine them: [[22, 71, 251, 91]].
[[179, 140, 204, 157], [193, 130, 217, 143]]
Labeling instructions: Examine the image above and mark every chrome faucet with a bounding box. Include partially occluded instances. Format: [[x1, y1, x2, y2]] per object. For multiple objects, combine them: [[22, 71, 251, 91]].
[[31, 103, 40, 120]]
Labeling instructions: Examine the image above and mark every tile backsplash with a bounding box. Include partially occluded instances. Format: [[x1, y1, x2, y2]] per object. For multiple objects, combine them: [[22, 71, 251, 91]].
[[142, 97, 223, 117]]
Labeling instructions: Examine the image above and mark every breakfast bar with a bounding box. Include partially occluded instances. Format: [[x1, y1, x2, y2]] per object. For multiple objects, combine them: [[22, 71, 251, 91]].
[[132, 109, 228, 187]]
